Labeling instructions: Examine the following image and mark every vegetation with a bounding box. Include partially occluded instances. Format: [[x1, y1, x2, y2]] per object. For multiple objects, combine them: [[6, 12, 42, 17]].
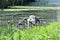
[[0, 21, 60, 40], [0, 0, 35, 8], [0, 0, 49, 8], [0, 6, 60, 11]]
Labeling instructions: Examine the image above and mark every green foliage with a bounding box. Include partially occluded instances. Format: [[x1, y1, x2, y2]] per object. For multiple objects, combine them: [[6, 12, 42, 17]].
[[0, 21, 60, 40], [0, 0, 35, 8]]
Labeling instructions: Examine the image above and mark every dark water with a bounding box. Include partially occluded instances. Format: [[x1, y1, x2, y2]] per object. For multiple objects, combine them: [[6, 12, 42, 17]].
[[57, 10, 60, 20], [28, 0, 60, 6], [0, 10, 59, 26]]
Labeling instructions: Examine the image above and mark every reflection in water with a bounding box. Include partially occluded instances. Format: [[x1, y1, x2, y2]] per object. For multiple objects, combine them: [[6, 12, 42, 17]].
[[57, 10, 60, 20], [0, 10, 60, 26], [28, 0, 60, 6]]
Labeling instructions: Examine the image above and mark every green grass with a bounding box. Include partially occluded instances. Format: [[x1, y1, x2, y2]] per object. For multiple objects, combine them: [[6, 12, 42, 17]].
[[0, 21, 60, 40], [1, 6, 60, 11], [8, 6, 60, 9]]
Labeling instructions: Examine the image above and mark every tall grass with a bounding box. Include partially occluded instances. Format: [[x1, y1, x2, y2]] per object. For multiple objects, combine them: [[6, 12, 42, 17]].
[[0, 21, 60, 40]]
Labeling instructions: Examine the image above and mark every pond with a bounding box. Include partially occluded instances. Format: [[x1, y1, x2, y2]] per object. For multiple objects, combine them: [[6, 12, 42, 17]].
[[28, 0, 60, 6], [0, 9, 59, 26]]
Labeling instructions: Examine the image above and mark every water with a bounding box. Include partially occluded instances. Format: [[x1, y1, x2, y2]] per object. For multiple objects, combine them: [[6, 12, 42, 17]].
[[0, 10, 59, 26], [57, 10, 60, 20], [28, 0, 60, 6]]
